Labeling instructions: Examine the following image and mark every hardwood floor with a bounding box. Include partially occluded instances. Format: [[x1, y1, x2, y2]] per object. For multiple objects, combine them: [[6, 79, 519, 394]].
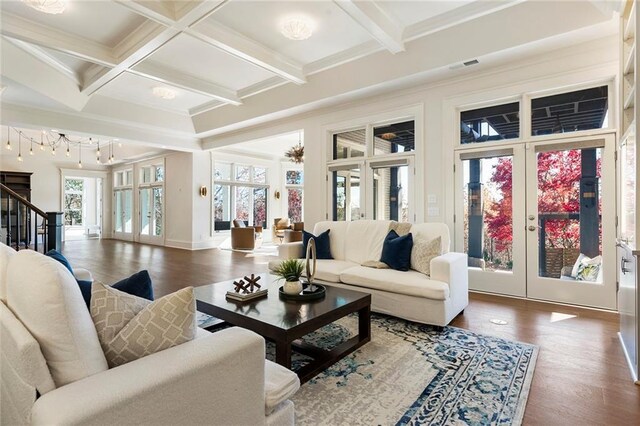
[[62, 239, 640, 425]]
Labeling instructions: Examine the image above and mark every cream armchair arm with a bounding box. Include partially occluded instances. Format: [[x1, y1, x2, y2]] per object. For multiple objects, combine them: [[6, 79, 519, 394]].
[[32, 327, 267, 426], [431, 252, 469, 315]]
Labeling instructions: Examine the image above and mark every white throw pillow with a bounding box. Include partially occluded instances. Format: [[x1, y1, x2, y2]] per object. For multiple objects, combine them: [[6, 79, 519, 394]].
[[411, 236, 442, 276], [91, 282, 197, 367], [575, 255, 602, 282], [6, 250, 108, 387]]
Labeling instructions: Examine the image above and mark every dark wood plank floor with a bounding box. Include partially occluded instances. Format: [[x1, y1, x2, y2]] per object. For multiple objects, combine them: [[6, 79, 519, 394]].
[[62, 239, 640, 425]]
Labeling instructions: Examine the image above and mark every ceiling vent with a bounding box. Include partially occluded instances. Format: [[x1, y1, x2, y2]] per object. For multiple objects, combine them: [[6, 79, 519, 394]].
[[449, 59, 479, 70]]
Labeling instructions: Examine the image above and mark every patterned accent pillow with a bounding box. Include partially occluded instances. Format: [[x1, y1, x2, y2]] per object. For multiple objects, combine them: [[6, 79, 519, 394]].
[[90, 282, 197, 368], [575, 255, 602, 282], [389, 221, 413, 236], [411, 236, 442, 276], [361, 260, 390, 269]]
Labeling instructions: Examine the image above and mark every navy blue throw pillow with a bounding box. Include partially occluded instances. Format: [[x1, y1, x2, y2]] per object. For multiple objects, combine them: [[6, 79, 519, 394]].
[[380, 230, 413, 271], [78, 272, 154, 308], [303, 229, 333, 259], [45, 249, 74, 275]]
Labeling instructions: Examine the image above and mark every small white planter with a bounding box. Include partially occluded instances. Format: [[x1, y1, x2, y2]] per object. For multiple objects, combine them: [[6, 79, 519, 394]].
[[283, 280, 303, 295]]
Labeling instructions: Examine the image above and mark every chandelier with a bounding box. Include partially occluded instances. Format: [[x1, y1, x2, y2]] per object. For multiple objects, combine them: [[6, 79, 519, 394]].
[[4, 127, 118, 168], [285, 131, 304, 164], [21, 0, 67, 14]]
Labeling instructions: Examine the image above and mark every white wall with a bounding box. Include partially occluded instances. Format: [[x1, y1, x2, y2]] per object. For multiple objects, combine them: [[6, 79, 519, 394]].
[[205, 35, 618, 234]]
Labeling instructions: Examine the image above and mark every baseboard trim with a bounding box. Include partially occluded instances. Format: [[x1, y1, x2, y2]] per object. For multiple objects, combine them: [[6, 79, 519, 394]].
[[617, 332, 640, 385], [164, 239, 218, 251]]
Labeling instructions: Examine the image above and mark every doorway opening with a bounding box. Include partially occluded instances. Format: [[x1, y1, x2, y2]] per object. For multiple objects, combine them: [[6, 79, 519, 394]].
[[63, 176, 103, 241]]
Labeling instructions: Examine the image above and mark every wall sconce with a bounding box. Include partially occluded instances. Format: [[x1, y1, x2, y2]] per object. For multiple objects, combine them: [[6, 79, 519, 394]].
[[274, 190, 280, 200], [199, 185, 208, 197]]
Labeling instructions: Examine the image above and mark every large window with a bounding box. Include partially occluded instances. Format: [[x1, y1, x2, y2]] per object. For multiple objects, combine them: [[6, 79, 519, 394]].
[[329, 118, 415, 222], [214, 162, 269, 231], [460, 102, 520, 143], [285, 169, 303, 223]]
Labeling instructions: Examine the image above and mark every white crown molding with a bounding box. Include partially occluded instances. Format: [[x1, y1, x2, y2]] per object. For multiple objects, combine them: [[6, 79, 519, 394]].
[[403, 0, 526, 42], [131, 62, 241, 105], [334, 0, 405, 54], [187, 20, 306, 84], [303, 40, 383, 76], [0, 12, 116, 67], [112, 0, 177, 26]]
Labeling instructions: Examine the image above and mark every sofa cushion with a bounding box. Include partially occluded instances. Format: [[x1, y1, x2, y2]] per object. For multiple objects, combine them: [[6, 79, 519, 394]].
[[315, 260, 359, 282], [0, 243, 16, 303], [303, 229, 332, 259], [344, 220, 392, 265], [380, 230, 413, 271], [339, 266, 450, 300], [313, 221, 349, 261], [6, 250, 108, 387], [411, 236, 441, 276], [264, 360, 300, 415], [410, 223, 450, 254], [91, 282, 197, 368]]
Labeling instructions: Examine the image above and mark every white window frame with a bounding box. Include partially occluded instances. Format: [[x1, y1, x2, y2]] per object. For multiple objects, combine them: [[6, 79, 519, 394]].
[[283, 166, 304, 223]]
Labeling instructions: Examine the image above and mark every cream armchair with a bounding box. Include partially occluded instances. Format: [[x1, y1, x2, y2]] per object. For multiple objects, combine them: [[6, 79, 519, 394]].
[[0, 244, 299, 426]]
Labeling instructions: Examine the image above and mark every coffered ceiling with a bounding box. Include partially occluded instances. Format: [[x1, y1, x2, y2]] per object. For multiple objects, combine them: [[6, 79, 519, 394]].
[[0, 0, 622, 153]]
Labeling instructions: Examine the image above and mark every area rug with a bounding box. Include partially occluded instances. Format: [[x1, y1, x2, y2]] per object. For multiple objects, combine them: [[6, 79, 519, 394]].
[[283, 314, 537, 426]]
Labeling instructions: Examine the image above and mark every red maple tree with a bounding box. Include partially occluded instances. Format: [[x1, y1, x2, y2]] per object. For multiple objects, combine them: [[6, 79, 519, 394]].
[[484, 150, 600, 252]]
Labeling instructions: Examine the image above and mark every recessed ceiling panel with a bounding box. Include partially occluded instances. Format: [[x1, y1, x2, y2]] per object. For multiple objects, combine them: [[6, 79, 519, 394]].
[[1, 1, 148, 47], [206, 1, 374, 65], [144, 33, 276, 91], [96, 72, 214, 113], [376, 0, 476, 28], [39, 46, 93, 75]]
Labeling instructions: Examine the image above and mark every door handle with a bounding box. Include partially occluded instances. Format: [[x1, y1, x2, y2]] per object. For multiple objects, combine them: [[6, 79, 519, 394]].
[[621, 258, 630, 274], [528, 225, 537, 232]]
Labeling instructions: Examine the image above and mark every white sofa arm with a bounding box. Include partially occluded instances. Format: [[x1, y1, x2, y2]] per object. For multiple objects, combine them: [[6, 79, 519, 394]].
[[431, 252, 469, 293], [73, 268, 93, 282], [278, 242, 304, 260], [32, 327, 267, 426]]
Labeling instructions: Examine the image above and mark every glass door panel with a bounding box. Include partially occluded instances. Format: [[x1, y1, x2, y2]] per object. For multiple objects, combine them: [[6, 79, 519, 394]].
[[123, 189, 132, 233], [140, 188, 151, 235], [113, 189, 133, 240], [331, 164, 364, 221], [455, 148, 526, 297], [371, 164, 410, 222], [153, 187, 163, 237], [526, 136, 616, 309]]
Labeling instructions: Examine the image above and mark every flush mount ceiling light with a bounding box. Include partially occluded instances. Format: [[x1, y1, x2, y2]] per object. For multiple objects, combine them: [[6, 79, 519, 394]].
[[280, 18, 313, 41], [152, 86, 177, 100], [21, 0, 67, 14]]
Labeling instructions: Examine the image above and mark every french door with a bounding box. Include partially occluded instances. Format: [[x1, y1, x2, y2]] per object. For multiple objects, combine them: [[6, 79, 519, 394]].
[[139, 186, 164, 245], [113, 189, 133, 241], [455, 134, 616, 310]]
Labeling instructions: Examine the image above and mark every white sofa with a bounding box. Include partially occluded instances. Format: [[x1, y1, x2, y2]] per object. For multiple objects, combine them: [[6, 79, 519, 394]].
[[273, 221, 468, 326], [0, 244, 299, 425]]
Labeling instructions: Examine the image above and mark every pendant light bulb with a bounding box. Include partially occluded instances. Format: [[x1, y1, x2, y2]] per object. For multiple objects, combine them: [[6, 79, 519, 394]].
[[17, 153, 23, 162], [78, 161, 83, 169], [30, 147, 34, 156], [66, 146, 70, 157], [52, 147, 56, 156]]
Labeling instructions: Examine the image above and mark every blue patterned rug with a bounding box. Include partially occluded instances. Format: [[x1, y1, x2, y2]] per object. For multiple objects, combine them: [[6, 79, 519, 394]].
[[280, 314, 537, 426]]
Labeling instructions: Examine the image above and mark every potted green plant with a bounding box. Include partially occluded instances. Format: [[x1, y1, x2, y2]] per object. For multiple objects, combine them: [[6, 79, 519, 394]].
[[273, 259, 305, 295]]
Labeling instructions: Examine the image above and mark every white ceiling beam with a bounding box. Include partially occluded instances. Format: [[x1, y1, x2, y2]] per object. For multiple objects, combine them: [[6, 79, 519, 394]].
[[131, 62, 242, 105], [333, 0, 404, 54], [5, 38, 81, 85], [83, 0, 227, 96], [0, 12, 117, 67], [187, 21, 306, 84], [1, 39, 89, 111]]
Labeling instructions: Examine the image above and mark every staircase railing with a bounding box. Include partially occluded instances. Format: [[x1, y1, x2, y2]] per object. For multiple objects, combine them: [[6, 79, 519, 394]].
[[0, 183, 62, 253]]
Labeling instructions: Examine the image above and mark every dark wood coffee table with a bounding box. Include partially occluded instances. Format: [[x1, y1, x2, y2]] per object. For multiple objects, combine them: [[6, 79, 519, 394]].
[[194, 274, 371, 383]]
